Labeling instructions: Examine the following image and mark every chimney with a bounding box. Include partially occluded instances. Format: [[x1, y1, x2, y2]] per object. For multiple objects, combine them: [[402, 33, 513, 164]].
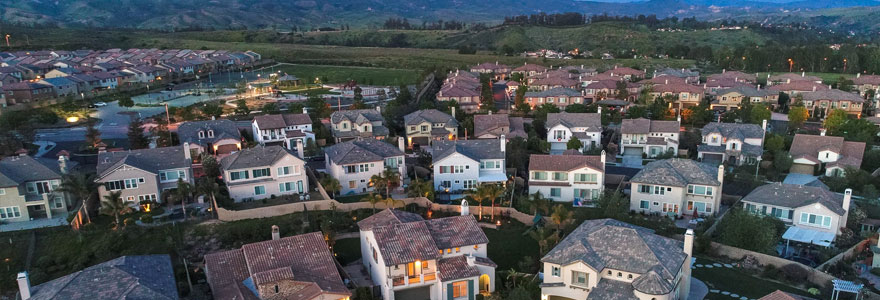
[[183, 142, 191, 160], [843, 189, 853, 226], [488, 110, 492, 115], [398, 137, 405, 153], [17, 272, 31, 300], [296, 139, 304, 158], [58, 155, 69, 175], [271, 225, 280, 240], [451, 106, 456, 118], [717, 165, 725, 184], [677, 114, 681, 123], [684, 229, 694, 257], [813, 86, 817, 92], [820, 128, 827, 136], [211, 115, 216, 120], [376, 106, 381, 114], [600, 150, 606, 164], [858, 73, 861, 78], [762, 119, 768, 132], [802, 71, 806, 77], [722, 69, 726, 73], [500, 135, 506, 152], [465, 254, 476, 266], [598, 106, 602, 115], [460, 199, 470, 216], [665, 79, 668, 85]]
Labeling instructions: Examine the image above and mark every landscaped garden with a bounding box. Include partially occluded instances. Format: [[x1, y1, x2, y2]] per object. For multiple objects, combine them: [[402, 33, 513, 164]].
[[694, 257, 819, 300]]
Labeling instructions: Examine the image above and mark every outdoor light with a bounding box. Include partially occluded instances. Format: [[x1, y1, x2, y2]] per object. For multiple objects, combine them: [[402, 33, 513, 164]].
[[66, 116, 79, 123]]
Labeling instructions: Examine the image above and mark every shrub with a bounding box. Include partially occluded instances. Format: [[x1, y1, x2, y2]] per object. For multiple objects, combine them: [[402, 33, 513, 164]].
[[762, 264, 780, 278], [695, 233, 713, 254], [140, 215, 154, 224], [780, 263, 809, 282], [123, 217, 136, 227]]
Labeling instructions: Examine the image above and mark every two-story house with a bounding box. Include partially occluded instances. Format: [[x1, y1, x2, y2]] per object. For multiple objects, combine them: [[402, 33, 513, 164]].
[[546, 112, 602, 154], [96, 145, 193, 205], [768, 81, 829, 96], [432, 139, 507, 193], [511, 63, 548, 77], [654, 68, 700, 84], [853, 74, 880, 102], [630, 159, 723, 217], [801, 89, 865, 117], [251, 113, 314, 151], [710, 86, 779, 111], [523, 88, 586, 109], [220, 145, 308, 202], [330, 108, 390, 143], [707, 70, 757, 84], [0, 153, 74, 225], [473, 113, 527, 140], [742, 183, 851, 243], [205, 230, 350, 300], [620, 118, 681, 158], [177, 119, 242, 158], [404, 109, 458, 148], [697, 121, 766, 166], [528, 152, 605, 206], [649, 83, 705, 112], [325, 138, 406, 195], [540, 219, 693, 300], [437, 71, 482, 113], [358, 208, 496, 300], [767, 73, 823, 86], [789, 133, 865, 177], [470, 61, 510, 80]]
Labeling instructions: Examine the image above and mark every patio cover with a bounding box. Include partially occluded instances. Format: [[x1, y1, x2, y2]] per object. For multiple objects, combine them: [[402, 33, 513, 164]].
[[478, 172, 508, 183], [782, 226, 835, 247]]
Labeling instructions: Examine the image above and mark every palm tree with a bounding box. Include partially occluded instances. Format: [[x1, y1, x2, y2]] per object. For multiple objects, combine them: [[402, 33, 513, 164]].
[[173, 178, 193, 220], [383, 196, 404, 210], [370, 174, 387, 196], [362, 193, 384, 213], [550, 204, 573, 231], [406, 178, 433, 199], [529, 227, 561, 256], [528, 192, 552, 216], [196, 177, 221, 218], [380, 169, 401, 197], [58, 173, 97, 224], [321, 176, 341, 199], [483, 184, 505, 221], [99, 191, 131, 229], [465, 186, 487, 220]]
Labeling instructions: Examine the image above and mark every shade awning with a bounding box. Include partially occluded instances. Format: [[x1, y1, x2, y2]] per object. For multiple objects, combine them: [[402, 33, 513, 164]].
[[478, 172, 508, 183], [782, 226, 835, 247]]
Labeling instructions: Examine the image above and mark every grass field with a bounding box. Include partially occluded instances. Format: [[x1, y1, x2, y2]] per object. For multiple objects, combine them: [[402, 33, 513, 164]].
[[483, 221, 539, 272], [276, 64, 420, 86], [694, 257, 815, 300], [757, 72, 854, 83]]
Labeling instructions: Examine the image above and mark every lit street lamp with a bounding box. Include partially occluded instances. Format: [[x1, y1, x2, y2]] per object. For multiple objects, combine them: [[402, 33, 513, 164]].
[[787, 58, 794, 73]]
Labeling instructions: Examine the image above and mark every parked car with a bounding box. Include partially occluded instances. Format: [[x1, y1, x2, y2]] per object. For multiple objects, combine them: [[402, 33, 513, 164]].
[[94, 102, 107, 107]]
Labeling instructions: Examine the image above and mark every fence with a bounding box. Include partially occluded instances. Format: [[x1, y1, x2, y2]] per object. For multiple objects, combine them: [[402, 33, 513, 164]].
[[710, 242, 836, 288]]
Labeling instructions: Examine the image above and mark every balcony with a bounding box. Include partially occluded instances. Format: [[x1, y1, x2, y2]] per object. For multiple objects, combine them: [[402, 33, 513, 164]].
[[408, 276, 421, 284], [622, 140, 646, 145], [25, 193, 47, 202], [391, 272, 436, 287], [392, 276, 405, 287], [423, 272, 436, 282]]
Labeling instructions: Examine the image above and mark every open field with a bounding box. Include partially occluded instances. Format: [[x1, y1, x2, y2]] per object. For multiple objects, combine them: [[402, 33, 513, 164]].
[[276, 64, 420, 86], [756, 72, 855, 83]]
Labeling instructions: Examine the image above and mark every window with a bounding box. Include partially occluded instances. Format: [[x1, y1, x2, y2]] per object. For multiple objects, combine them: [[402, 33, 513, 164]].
[[571, 271, 589, 287], [532, 172, 548, 180], [0, 189, 5, 195], [254, 186, 266, 196], [463, 180, 477, 189], [207, 130, 214, 138], [550, 188, 561, 197], [662, 203, 679, 213], [105, 180, 125, 191], [640, 200, 650, 209], [574, 189, 599, 200], [771, 207, 793, 219], [800, 213, 832, 228], [654, 186, 665, 195], [410, 126, 416, 131], [574, 173, 597, 183], [0, 207, 21, 219], [480, 161, 498, 169], [127, 196, 136, 202], [160, 170, 186, 182], [687, 185, 713, 196], [279, 182, 295, 192], [349, 181, 356, 189], [27, 181, 52, 194], [277, 166, 299, 176], [252, 168, 270, 178], [385, 157, 401, 169], [552, 172, 568, 181], [124, 178, 139, 189], [639, 184, 652, 194], [421, 125, 428, 132], [52, 197, 64, 209], [230, 171, 249, 181], [553, 130, 565, 139], [552, 266, 561, 277], [138, 194, 157, 202], [452, 281, 468, 298], [198, 131, 205, 139]]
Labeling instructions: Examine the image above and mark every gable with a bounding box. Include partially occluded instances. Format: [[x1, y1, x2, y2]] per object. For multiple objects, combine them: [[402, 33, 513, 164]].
[[96, 163, 156, 182], [434, 152, 478, 166]]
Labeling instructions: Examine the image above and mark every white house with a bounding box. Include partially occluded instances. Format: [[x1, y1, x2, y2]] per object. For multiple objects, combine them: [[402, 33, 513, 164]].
[[540, 219, 693, 300], [528, 152, 605, 206], [324, 138, 406, 195], [620, 118, 681, 158], [432, 139, 506, 193], [789, 133, 866, 177], [546, 112, 602, 154], [177, 119, 242, 157], [251, 113, 314, 152], [742, 183, 851, 241], [629, 159, 723, 217], [697, 121, 766, 166], [330, 108, 390, 143], [219, 145, 308, 202], [358, 208, 496, 300]]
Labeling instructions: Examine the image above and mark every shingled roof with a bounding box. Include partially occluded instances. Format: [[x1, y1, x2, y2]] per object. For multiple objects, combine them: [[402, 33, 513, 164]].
[[403, 109, 458, 127], [801, 89, 865, 103], [432, 139, 505, 162], [330, 109, 384, 124], [546, 112, 601, 132], [524, 87, 582, 98], [528, 154, 604, 172], [253, 113, 312, 130], [0, 155, 66, 188], [423, 215, 489, 250], [701, 122, 765, 140], [372, 221, 440, 265], [743, 183, 846, 215], [630, 159, 721, 187], [621, 118, 680, 134], [29, 255, 178, 300], [220, 145, 300, 170], [325, 138, 404, 165], [789, 134, 865, 169], [177, 119, 241, 147], [97, 146, 190, 179]]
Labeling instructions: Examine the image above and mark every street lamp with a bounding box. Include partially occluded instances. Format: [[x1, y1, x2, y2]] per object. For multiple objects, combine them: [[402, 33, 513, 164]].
[[787, 58, 794, 73], [843, 58, 848, 73]]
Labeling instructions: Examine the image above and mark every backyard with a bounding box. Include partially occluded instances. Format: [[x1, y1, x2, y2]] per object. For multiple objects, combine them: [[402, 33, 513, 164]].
[[694, 256, 817, 300], [483, 221, 540, 272]]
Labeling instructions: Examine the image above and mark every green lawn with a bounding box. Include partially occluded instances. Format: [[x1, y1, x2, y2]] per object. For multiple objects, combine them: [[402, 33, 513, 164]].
[[483, 221, 540, 272], [0, 231, 33, 292], [694, 257, 815, 300], [276, 64, 420, 86], [756, 72, 854, 83], [334, 238, 362, 265]]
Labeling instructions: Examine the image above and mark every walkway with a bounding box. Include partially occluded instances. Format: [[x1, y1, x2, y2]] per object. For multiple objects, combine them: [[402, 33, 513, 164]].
[[689, 278, 709, 300]]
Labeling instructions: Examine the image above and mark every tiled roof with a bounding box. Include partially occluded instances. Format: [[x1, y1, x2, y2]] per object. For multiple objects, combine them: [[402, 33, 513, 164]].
[[330, 109, 384, 124], [768, 81, 829, 92], [701, 122, 764, 140], [177, 119, 241, 147], [654, 68, 699, 78], [29, 255, 178, 300], [220, 145, 300, 170], [432, 139, 505, 162], [586, 279, 639, 300], [254, 113, 312, 129], [97, 146, 190, 178], [630, 159, 720, 187], [759, 290, 817, 300], [546, 112, 601, 131], [530, 76, 579, 87], [801, 89, 865, 103], [743, 183, 846, 215], [473, 114, 510, 137], [523, 87, 582, 98], [372, 221, 440, 265], [769, 73, 822, 82], [357, 208, 424, 231], [424, 216, 489, 249], [641, 76, 688, 85], [631, 266, 674, 294], [716, 86, 776, 98], [437, 256, 480, 282], [789, 134, 865, 169], [621, 118, 679, 134], [325, 138, 404, 165], [528, 154, 604, 172], [0, 155, 65, 187], [853, 75, 880, 85], [512, 63, 548, 73], [651, 83, 704, 94], [603, 67, 646, 77], [404, 109, 457, 127]]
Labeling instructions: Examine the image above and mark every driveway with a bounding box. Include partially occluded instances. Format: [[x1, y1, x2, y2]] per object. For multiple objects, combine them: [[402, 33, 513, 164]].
[[622, 155, 643, 168]]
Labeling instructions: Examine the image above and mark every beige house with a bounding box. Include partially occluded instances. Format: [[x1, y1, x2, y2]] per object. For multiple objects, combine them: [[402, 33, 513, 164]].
[[0, 153, 73, 225], [649, 83, 705, 112], [528, 152, 605, 206], [437, 71, 481, 113], [473, 113, 527, 140], [629, 159, 723, 217], [620, 118, 680, 158], [801, 89, 865, 117], [220, 145, 308, 202], [743, 183, 851, 241], [330, 108, 390, 143], [404, 109, 458, 148], [853, 74, 880, 100], [96, 145, 193, 205], [540, 219, 693, 300], [710, 86, 779, 111], [789, 133, 865, 177]]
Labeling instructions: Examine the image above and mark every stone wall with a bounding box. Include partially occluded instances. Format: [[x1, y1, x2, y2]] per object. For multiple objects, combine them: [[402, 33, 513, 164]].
[[710, 242, 835, 288]]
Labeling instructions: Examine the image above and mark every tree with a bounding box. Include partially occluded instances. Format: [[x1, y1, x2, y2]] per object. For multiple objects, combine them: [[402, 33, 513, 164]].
[[595, 189, 628, 218], [483, 183, 505, 221], [764, 134, 785, 152], [320, 176, 341, 198], [201, 103, 224, 119], [777, 92, 791, 111], [529, 227, 561, 256], [99, 190, 131, 229], [201, 154, 221, 178], [773, 151, 793, 174], [350, 98, 367, 110], [406, 177, 433, 199], [84, 118, 102, 150], [479, 74, 495, 112], [823, 109, 849, 135], [566, 136, 583, 151], [514, 86, 527, 108], [836, 76, 854, 92], [362, 193, 384, 213], [862, 149, 880, 173], [383, 196, 404, 209], [788, 106, 809, 132], [172, 178, 193, 220], [466, 186, 488, 220], [550, 204, 573, 231], [718, 208, 783, 253], [59, 173, 97, 224], [527, 192, 552, 216], [127, 118, 149, 150], [261, 102, 280, 114], [152, 122, 176, 147], [370, 169, 400, 197], [750, 104, 771, 125], [118, 97, 134, 108], [195, 177, 221, 218], [234, 99, 250, 115], [837, 118, 879, 147]]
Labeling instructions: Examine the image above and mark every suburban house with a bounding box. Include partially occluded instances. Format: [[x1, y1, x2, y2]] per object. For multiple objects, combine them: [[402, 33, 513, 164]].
[[511, 63, 548, 77], [16, 255, 178, 300], [39, 76, 79, 98], [653, 68, 700, 84], [649, 83, 705, 112], [528, 152, 605, 206], [853, 74, 880, 100], [204, 231, 350, 300], [404, 109, 459, 148], [789, 133, 865, 177], [96, 145, 193, 205], [523, 88, 585, 109], [710, 86, 779, 111], [220, 145, 308, 202], [324, 138, 406, 195], [358, 209, 496, 300], [768, 81, 829, 96], [0, 153, 74, 225], [540, 219, 693, 300], [620, 118, 681, 158], [3, 81, 55, 105], [251, 113, 314, 151], [801, 89, 865, 117], [601, 66, 646, 81], [706, 70, 757, 83], [177, 119, 242, 158], [742, 183, 851, 242], [629, 159, 723, 217], [546, 112, 603, 153], [697, 121, 766, 166], [584, 80, 640, 102], [529, 76, 580, 91], [432, 139, 507, 193], [437, 71, 481, 113], [330, 108, 390, 143], [473, 113, 527, 140], [703, 78, 755, 95], [470, 61, 510, 80]]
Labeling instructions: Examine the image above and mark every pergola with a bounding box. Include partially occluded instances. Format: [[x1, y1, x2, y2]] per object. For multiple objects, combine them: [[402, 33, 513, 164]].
[[831, 279, 864, 300]]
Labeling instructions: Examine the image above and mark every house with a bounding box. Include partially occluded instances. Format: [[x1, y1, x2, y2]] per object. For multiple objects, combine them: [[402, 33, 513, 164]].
[[801, 89, 865, 117], [630, 159, 723, 217], [789, 133, 865, 177], [529, 75, 580, 91], [3, 81, 55, 105], [620, 118, 681, 158], [852, 74, 880, 100], [91, 71, 119, 89], [0, 153, 74, 225], [220, 145, 308, 202], [511, 63, 548, 77], [697, 121, 766, 166], [324, 138, 406, 195], [540, 219, 693, 300], [404, 109, 459, 148], [470, 61, 510, 80], [204, 230, 350, 300], [649, 83, 705, 111], [742, 183, 851, 239], [767, 73, 823, 86], [703, 78, 755, 95], [653, 68, 700, 84], [473, 113, 527, 140], [768, 81, 829, 96], [176, 119, 242, 158], [546, 112, 602, 153], [330, 108, 389, 143], [759, 290, 817, 300], [358, 209, 496, 300], [16, 255, 178, 300], [710, 86, 778, 111], [529, 152, 605, 206], [601, 66, 646, 81], [252, 113, 314, 151], [43, 67, 81, 79], [38, 76, 79, 98], [432, 139, 506, 193], [437, 71, 482, 113], [96, 145, 193, 205], [523, 87, 586, 109]]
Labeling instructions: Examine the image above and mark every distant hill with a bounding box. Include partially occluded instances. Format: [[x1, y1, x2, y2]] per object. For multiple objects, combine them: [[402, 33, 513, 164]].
[[1, 0, 879, 30]]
